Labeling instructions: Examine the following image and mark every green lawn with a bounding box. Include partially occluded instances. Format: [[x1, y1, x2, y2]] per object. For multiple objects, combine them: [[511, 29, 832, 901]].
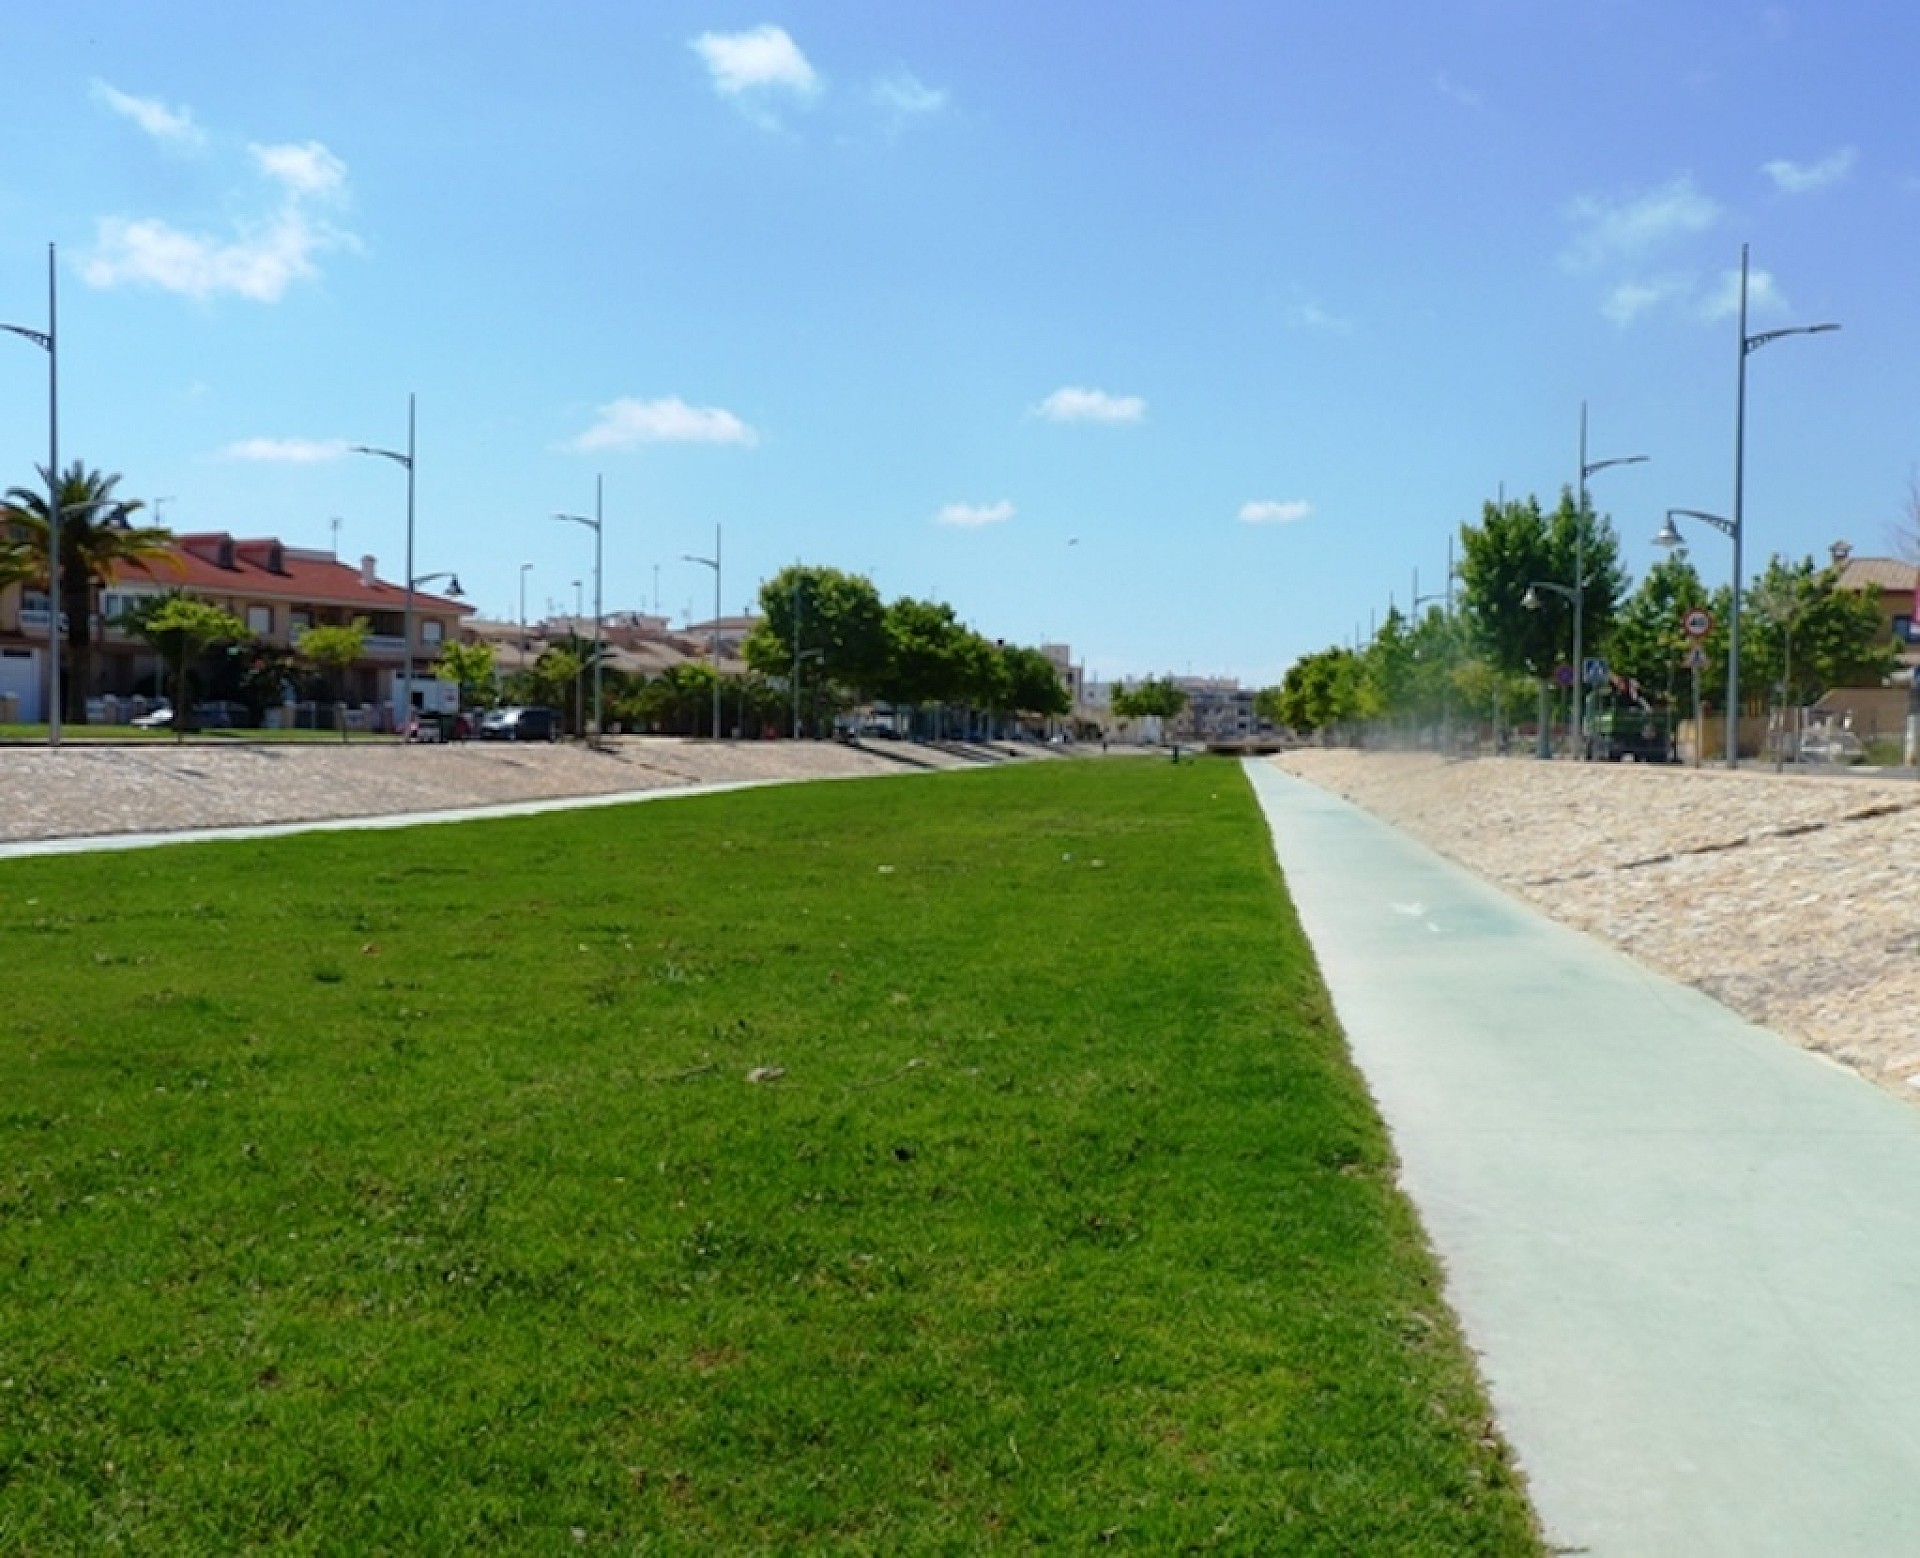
[[0, 758, 1540, 1553]]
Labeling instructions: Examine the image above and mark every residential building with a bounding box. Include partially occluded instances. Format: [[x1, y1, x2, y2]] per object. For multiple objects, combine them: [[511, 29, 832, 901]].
[[1810, 545, 1920, 745], [0, 532, 470, 725]]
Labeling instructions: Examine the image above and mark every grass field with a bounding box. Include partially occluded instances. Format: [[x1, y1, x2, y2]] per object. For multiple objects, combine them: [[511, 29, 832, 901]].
[[0, 758, 1540, 1553]]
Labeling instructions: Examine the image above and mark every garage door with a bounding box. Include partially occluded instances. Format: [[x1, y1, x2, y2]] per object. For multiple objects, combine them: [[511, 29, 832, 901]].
[[0, 648, 43, 723]]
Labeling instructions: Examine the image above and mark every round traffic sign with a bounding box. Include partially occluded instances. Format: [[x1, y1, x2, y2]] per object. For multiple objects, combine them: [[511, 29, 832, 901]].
[[1682, 608, 1714, 640]]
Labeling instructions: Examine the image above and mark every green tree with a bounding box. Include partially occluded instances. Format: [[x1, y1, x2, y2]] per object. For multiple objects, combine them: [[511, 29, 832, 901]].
[[3, 461, 175, 723], [744, 565, 888, 732], [1457, 495, 1560, 682], [434, 638, 499, 710], [1609, 552, 1708, 704], [875, 597, 983, 726], [296, 619, 370, 741], [1746, 554, 1901, 710], [528, 643, 585, 733], [116, 593, 247, 737], [998, 644, 1070, 721], [216, 638, 301, 726], [1110, 676, 1188, 739], [1275, 648, 1363, 740], [1361, 607, 1414, 730]]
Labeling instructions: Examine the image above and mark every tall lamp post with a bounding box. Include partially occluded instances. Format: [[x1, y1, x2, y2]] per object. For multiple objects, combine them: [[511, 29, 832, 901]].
[[1410, 538, 1456, 750], [409, 570, 463, 730], [1652, 506, 1734, 763], [3, 243, 60, 743], [555, 475, 604, 743], [1729, 243, 1838, 768], [1522, 578, 1579, 757], [1575, 402, 1648, 760], [351, 393, 416, 732], [682, 523, 723, 739], [517, 561, 533, 665]]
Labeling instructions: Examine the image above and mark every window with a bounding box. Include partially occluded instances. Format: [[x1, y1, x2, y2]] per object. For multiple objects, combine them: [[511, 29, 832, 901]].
[[247, 605, 273, 635], [422, 619, 444, 645], [290, 611, 311, 635]]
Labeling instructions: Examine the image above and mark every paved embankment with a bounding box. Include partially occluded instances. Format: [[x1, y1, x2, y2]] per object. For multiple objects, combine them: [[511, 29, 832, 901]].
[[0, 736, 1016, 845], [1272, 749, 1920, 1105]]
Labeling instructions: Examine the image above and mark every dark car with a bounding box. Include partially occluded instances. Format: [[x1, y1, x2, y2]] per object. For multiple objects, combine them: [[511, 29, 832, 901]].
[[478, 706, 561, 742]]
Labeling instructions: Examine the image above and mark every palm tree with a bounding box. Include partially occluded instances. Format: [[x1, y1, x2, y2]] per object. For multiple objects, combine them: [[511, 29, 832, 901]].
[[3, 462, 175, 723]]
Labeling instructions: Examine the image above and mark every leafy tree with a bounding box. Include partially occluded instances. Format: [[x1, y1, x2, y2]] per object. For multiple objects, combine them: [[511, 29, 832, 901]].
[[528, 643, 586, 732], [0, 521, 33, 594], [998, 644, 1070, 720], [1402, 604, 1467, 734], [1745, 555, 1901, 709], [1110, 676, 1188, 737], [434, 638, 499, 710], [2, 461, 175, 723], [116, 593, 247, 736], [744, 565, 888, 729], [1609, 552, 1708, 704], [1275, 648, 1363, 739], [1361, 607, 1415, 728], [1457, 489, 1625, 682], [876, 597, 982, 720], [216, 638, 301, 726], [1457, 495, 1561, 681], [297, 619, 370, 741]]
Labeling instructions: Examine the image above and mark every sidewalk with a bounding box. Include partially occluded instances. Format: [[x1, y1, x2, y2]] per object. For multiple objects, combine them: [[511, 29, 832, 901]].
[[1243, 759, 1920, 1556]]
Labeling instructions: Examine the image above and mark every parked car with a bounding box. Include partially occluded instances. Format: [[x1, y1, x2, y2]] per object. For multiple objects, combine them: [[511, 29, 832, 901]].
[[1795, 728, 1866, 764], [478, 705, 561, 742], [130, 702, 173, 729]]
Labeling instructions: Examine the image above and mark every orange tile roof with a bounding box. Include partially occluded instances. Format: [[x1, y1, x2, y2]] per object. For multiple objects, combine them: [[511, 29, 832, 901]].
[[114, 534, 470, 615]]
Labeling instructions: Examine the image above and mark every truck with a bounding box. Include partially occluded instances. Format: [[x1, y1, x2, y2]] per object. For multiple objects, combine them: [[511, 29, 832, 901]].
[[1583, 679, 1678, 763]]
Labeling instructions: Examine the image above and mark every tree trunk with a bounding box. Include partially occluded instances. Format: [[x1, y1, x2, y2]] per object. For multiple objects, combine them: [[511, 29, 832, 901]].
[[62, 571, 92, 725]]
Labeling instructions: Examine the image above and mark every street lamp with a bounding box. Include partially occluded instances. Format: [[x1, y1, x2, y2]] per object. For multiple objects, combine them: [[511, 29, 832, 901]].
[[682, 523, 722, 739], [1653, 509, 1735, 767], [1575, 402, 1648, 760], [518, 561, 533, 663], [3, 243, 60, 743], [407, 570, 463, 732], [1729, 243, 1838, 768], [555, 475, 604, 743], [1522, 578, 1579, 758], [351, 393, 416, 731]]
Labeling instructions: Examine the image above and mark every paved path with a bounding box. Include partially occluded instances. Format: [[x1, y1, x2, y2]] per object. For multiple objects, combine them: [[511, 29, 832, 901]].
[[1244, 760, 1920, 1556], [0, 779, 772, 862]]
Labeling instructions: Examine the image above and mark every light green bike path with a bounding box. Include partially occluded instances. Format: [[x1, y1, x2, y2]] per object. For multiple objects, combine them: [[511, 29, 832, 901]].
[[1245, 759, 1920, 1556]]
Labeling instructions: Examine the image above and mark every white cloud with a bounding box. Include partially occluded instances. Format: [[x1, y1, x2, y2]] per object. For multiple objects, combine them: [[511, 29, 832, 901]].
[[1239, 499, 1312, 526], [82, 207, 355, 302], [222, 436, 349, 463], [1698, 265, 1789, 322], [90, 80, 205, 148], [1433, 71, 1483, 110], [1561, 176, 1721, 271], [935, 500, 1015, 528], [691, 25, 820, 99], [1763, 147, 1857, 194], [1287, 300, 1352, 334], [874, 70, 947, 116], [570, 397, 759, 452], [1603, 275, 1688, 327], [81, 111, 356, 302], [1035, 387, 1146, 424], [251, 141, 348, 199]]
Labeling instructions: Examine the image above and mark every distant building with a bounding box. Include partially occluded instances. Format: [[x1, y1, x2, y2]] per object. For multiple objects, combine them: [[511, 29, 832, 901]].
[[0, 532, 470, 725]]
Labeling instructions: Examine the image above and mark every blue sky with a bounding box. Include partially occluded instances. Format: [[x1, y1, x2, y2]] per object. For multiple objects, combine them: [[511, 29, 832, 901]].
[[3, 2, 1915, 687]]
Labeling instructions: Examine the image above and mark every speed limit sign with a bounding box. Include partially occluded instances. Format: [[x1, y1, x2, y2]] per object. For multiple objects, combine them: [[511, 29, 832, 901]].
[[1682, 608, 1714, 639]]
